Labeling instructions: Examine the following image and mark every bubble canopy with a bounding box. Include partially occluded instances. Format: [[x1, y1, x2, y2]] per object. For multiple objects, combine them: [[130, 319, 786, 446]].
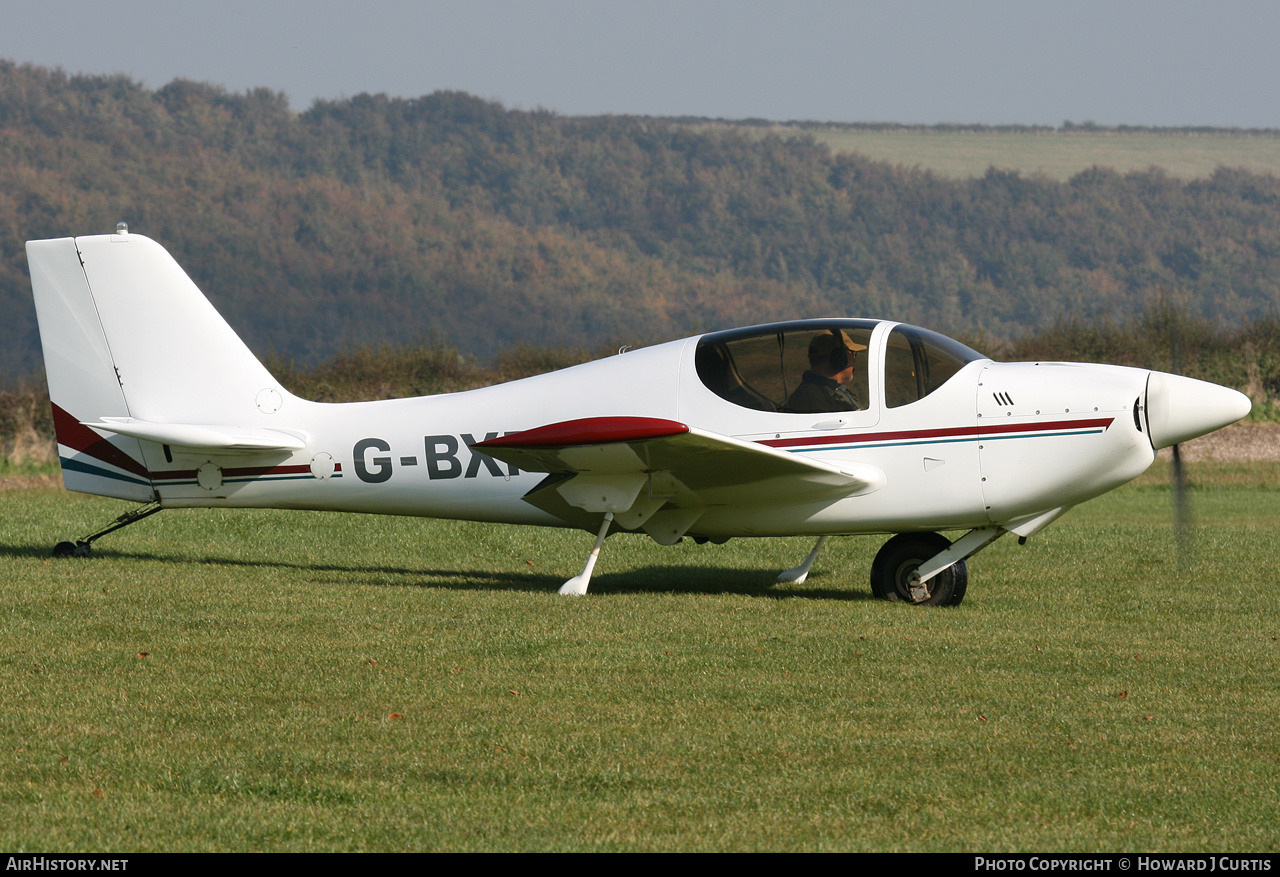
[[694, 319, 985, 413]]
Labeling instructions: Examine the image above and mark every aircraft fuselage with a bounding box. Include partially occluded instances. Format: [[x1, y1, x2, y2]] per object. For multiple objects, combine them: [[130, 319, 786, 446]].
[[142, 329, 1154, 539]]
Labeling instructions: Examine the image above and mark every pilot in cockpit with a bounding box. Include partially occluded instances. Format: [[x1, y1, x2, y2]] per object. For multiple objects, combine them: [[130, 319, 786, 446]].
[[784, 329, 866, 413]]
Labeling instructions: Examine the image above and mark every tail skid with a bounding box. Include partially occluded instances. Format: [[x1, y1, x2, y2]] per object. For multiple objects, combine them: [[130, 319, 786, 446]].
[[51, 501, 164, 558]]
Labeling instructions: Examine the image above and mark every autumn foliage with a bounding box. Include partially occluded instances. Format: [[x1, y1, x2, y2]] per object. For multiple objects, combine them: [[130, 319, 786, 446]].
[[3, 60, 1280, 385]]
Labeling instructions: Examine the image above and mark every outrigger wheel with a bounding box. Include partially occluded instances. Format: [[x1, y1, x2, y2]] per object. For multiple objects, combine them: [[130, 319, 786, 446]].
[[870, 532, 968, 607]]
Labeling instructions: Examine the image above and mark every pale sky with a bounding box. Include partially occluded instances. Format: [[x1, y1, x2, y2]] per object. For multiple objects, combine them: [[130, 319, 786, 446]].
[[2, 0, 1279, 128]]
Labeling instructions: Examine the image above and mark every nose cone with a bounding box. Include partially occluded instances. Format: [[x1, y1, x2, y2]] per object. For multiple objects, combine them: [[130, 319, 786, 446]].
[[1146, 371, 1252, 449]]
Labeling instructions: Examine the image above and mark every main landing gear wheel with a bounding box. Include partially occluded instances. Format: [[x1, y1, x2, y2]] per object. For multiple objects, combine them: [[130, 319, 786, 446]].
[[870, 532, 968, 607]]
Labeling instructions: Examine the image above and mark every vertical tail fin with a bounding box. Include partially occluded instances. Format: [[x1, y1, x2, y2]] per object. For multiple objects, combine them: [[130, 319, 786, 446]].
[[27, 231, 297, 499]]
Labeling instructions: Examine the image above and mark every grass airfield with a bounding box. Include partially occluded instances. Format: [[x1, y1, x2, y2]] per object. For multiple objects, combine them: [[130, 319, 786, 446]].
[[750, 125, 1280, 180], [2, 463, 1277, 852]]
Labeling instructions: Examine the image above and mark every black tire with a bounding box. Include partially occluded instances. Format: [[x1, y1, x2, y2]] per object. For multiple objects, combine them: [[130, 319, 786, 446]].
[[53, 540, 92, 558], [870, 532, 968, 607]]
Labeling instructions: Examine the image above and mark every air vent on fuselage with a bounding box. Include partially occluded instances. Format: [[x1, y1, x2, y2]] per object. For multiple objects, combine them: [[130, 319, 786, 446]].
[[992, 392, 1014, 406]]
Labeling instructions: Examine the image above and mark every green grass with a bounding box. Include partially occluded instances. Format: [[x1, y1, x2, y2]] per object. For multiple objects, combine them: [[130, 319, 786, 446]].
[[764, 126, 1280, 181], [2, 466, 1278, 851], [0, 459, 59, 479]]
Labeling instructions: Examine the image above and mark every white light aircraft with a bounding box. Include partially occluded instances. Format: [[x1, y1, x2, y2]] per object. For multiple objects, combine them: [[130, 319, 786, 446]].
[[26, 229, 1252, 605]]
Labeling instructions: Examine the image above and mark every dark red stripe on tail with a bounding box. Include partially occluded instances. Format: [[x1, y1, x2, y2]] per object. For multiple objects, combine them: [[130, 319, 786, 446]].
[[52, 404, 151, 479]]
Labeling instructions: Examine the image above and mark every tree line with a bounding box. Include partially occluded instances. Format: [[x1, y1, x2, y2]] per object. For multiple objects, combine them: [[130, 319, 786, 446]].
[[2, 60, 1279, 386]]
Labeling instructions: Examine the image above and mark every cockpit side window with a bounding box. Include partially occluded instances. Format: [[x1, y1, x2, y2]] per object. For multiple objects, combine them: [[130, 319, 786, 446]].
[[696, 324, 873, 413], [885, 326, 985, 408], [694, 338, 780, 412]]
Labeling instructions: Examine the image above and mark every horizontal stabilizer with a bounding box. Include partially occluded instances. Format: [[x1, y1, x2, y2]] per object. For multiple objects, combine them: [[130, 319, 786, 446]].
[[81, 417, 307, 451]]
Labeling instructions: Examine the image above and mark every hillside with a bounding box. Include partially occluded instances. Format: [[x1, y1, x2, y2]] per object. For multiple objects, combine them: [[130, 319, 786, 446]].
[[3, 61, 1280, 380]]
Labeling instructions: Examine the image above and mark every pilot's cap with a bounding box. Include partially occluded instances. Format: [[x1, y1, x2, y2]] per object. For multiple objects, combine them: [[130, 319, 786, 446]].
[[808, 329, 867, 359]]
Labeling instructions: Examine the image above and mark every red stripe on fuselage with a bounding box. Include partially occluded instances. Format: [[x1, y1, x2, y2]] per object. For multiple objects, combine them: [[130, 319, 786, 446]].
[[758, 417, 1114, 449], [150, 463, 329, 481]]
